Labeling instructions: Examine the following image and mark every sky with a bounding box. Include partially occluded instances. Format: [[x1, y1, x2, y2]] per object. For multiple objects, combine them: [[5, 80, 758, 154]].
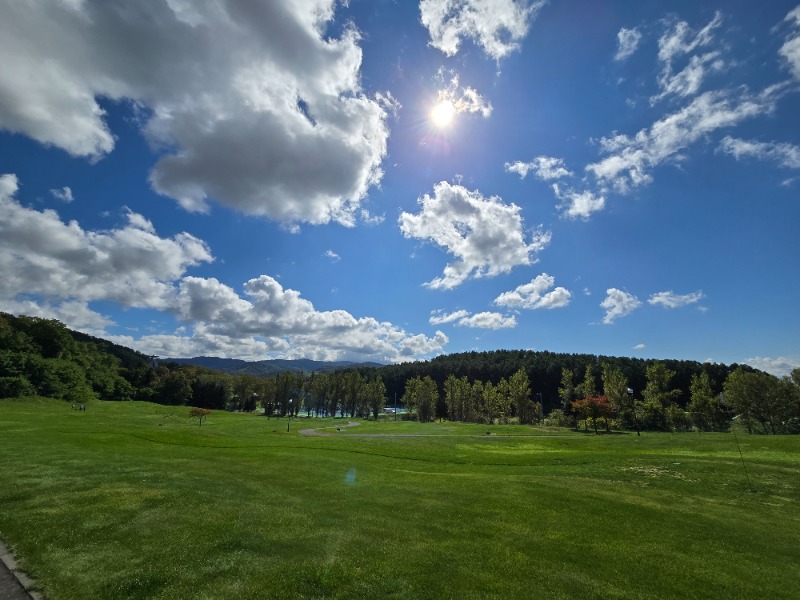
[[0, 0, 798, 376]]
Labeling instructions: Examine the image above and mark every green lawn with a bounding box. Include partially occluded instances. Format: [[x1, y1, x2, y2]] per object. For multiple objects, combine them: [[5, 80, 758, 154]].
[[1, 398, 799, 599]]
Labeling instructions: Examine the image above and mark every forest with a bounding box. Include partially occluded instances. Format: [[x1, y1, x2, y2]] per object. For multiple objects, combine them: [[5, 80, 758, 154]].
[[1, 312, 798, 434]]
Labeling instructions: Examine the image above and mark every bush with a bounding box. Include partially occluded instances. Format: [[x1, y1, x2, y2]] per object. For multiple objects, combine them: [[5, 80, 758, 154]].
[[0, 376, 36, 398]]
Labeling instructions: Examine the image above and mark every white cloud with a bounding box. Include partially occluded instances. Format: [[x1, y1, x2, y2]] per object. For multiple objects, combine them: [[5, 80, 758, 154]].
[[780, 5, 800, 80], [745, 356, 800, 378], [170, 275, 450, 361], [324, 250, 341, 262], [648, 290, 704, 309], [399, 181, 551, 289], [0, 298, 113, 337], [633, 343, 646, 350], [657, 11, 722, 65], [0, 173, 213, 310], [505, 156, 572, 180], [435, 70, 492, 118], [718, 136, 800, 169], [600, 288, 641, 324], [494, 273, 571, 310], [652, 51, 725, 104], [457, 311, 517, 329], [615, 27, 642, 62], [587, 85, 786, 193], [50, 186, 74, 203], [360, 209, 386, 225], [420, 0, 547, 60], [652, 12, 724, 103], [0, 173, 447, 362], [0, 1, 390, 226], [430, 308, 515, 329], [429, 309, 470, 325], [552, 184, 605, 220]]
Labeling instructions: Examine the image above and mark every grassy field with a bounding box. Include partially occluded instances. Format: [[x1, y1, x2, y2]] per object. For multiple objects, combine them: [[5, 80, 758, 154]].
[[1, 399, 799, 599]]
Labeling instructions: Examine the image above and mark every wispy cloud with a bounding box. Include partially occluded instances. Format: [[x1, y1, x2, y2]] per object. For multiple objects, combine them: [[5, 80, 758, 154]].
[[648, 290, 704, 309], [505, 156, 572, 180], [652, 12, 724, 103], [429, 309, 470, 325], [324, 250, 341, 262], [49, 186, 74, 203], [780, 5, 800, 80], [458, 311, 517, 329], [718, 136, 800, 169], [435, 69, 493, 118], [430, 309, 516, 329], [615, 27, 642, 61], [587, 84, 787, 193]]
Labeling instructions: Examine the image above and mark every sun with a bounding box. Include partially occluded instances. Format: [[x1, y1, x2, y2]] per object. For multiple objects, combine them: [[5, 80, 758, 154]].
[[430, 99, 456, 128]]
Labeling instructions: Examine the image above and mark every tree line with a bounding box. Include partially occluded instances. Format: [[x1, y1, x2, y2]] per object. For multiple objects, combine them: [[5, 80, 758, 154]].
[[2, 313, 798, 433]]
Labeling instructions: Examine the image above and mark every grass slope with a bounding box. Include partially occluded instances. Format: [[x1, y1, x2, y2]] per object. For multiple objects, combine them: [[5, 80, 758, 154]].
[[1, 399, 798, 599]]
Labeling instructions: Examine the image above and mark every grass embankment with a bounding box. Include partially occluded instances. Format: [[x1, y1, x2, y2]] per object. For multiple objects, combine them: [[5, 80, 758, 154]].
[[0, 398, 798, 599]]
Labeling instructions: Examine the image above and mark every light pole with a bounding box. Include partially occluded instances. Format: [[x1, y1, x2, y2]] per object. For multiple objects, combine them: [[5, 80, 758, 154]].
[[628, 388, 640, 436], [287, 398, 293, 432]]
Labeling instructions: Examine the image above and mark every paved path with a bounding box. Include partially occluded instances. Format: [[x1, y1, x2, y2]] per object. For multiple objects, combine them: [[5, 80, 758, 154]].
[[299, 421, 361, 436], [298, 422, 579, 439], [0, 540, 39, 599]]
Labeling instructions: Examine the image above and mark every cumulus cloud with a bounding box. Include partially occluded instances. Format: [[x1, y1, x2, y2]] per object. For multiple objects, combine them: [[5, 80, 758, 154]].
[[420, 0, 547, 60], [551, 184, 605, 220], [718, 136, 800, 169], [168, 275, 450, 361], [780, 5, 800, 80], [587, 84, 786, 193], [324, 250, 341, 262], [0, 173, 213, 310], [50, 186, 74, 203], [494, 273, 571, 310], [615, 27, 642, 61], [744, 356, 800, 378], [633, 343, 646, 350], [505, 156, 572, 180], [0, 1, 390, 226], [399, 181, 551, 289], [0, 173, 447, 362], [648, 290, 704, 309], [652, 12, 724, 103], [600, 288, 641, 324], [0, 298, 113, 337]]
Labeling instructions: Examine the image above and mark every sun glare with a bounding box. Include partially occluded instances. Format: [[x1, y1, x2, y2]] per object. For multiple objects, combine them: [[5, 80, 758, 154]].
[[430, 99, 456, 128]]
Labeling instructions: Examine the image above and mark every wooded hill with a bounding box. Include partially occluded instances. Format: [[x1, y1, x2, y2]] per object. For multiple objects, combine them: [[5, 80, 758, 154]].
[[367, 349, 749, 415]]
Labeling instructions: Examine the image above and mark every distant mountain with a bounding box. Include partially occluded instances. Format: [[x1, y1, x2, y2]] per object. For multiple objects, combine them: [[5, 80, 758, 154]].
[[163, 356, 249, 371], [163, 356, 385, 376]]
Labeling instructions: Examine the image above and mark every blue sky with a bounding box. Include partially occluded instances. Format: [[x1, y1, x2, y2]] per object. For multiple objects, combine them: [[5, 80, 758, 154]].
[[1, 0, 798, 375]]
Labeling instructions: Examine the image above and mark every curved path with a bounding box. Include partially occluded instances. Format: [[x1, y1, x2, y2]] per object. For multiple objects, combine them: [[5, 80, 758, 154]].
[[299, 421, 361, 436], [298, 421, 579, 438]]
